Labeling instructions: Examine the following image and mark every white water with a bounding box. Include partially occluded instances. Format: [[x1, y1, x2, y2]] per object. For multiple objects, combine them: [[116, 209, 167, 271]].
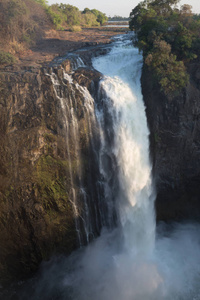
[[12, 35, 200, 300], [48, 69, 99, 246], [93, 37, 155, 256], [90, 35, 200, 300]]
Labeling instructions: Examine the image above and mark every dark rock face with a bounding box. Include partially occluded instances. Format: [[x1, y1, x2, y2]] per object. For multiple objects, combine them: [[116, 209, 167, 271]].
[[0, 61, 102, 284], [142, 64, 200, 221]]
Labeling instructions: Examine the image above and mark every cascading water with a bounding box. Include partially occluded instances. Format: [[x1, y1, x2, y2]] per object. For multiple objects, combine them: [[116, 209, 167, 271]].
[[8, 34, 200, 300], [46, 63, 117, 247], [48, 70, 84, 245], [93, 36, 155, 256]]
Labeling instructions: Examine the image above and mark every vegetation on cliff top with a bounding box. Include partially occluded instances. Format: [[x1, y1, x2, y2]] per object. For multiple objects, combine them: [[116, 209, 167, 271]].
[[0, 0, 108, 65], [0, 0, 52, 57], [129, 0, 200, 95]]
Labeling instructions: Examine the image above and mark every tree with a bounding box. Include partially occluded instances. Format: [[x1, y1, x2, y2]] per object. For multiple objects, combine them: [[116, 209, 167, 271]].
[[145, 39, 188, 94], [82, 8, 108, 26], [129, 0, 200, 95], [129, 0, 180, 32], [82, 7, 90, 14], [180, 4, 193, 16], [90, 9, 108, 25], [59, 4, 80, 25]]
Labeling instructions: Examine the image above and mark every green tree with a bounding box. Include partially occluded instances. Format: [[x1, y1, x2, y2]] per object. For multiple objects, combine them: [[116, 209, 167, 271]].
[[59, 4, 81, 25], [129, 0, 200, 95], [145, 39, 188, 94], [91, 9, 108, 25], [82, 7, 90, 14], [82, 7, 108, 25], [47, 4, 65, 27], [82, 12, 99, 27]]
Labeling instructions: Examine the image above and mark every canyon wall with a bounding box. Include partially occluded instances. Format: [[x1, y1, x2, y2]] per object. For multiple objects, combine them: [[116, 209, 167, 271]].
[[142, 63, 200, 221], [0, 59, 104, 284]]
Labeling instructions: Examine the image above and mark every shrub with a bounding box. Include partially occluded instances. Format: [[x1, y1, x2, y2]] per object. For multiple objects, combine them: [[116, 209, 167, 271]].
[[69, 25, 82, 32], [0, 51, 16, 65], [145, 39, 189, 95], [81, 12, 99, 27], [47, 7, 63, 27]]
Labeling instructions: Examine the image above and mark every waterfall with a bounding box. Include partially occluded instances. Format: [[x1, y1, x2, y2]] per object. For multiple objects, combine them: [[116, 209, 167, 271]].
[[93, 36, 155, 256], [9, 34, 200, 300], [47, 64, 117, 246], [48, 70, 84, 245]]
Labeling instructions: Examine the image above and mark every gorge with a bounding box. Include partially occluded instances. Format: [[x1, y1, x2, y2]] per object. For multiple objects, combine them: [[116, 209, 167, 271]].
[[1, 33, 200, 299]]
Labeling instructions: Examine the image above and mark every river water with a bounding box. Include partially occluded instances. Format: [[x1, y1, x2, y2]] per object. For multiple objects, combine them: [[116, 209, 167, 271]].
[[6, 34, 200, 300]]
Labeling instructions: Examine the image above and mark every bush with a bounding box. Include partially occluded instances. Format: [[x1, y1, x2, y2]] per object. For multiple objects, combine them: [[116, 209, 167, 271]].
[[81, 12, 99, 27], [0, 51, 16, 65], [145, 39, 189, 95], [47, 6, 63, 27], [69, 25, 82, 32]]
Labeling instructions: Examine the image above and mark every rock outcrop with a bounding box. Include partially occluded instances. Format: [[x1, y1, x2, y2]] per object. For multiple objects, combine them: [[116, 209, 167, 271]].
[[142, 63, 200, 221], [0, 56, 103, 285]]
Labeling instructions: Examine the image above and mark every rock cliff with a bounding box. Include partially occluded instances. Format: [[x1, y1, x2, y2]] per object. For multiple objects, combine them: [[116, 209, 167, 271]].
[[0, 55, 104, 285], [142, 63, 200, 221]]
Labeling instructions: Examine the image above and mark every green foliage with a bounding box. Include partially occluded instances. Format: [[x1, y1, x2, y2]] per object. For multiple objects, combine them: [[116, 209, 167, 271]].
[[0, 51, 16, 65], [83, 8, 108, 25], [59, 4, 80, 26], [46, 3, 107, 29], [129, 0, 200, 95], [145, 39, 189, 94], [82, 12, 99, 27], [47, 5, 64, 27], [91, 9, 108, 25]]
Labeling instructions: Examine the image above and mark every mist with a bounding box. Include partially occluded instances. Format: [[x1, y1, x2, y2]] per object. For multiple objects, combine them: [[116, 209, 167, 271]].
[[12, 222, 200, 300]]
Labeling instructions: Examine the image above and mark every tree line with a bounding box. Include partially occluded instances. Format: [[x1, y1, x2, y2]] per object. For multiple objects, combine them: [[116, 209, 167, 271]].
[[46, 4, 108, 30]]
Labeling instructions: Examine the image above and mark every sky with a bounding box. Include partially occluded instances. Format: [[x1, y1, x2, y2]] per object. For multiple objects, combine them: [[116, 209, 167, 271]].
[[47, 0, 200, 17]]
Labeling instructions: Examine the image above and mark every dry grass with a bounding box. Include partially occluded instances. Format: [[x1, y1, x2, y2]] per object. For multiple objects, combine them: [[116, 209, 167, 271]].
[[0, 0, 53, 59]]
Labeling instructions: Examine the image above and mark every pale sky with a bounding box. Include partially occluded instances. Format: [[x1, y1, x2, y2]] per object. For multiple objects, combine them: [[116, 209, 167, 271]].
[[46, 0, 200, 17]]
